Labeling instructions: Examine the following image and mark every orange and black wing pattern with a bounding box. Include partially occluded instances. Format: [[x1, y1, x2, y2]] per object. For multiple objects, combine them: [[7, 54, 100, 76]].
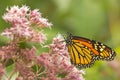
[[65, 33, 116, 69]]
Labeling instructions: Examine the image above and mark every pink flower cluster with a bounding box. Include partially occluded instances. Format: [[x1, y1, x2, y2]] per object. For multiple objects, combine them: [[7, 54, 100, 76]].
[[0, 5, 85, 80], [37, 34, 85, 80], [2, 5, 52, 43]]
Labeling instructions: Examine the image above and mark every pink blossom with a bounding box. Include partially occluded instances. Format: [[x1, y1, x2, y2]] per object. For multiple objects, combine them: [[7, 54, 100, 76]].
[[20, 5, 30, 16], [20, 47, 36, 62], [63, 68, 85, 80], [37, 18, 52, 28], [3, 5, 52, 28], [15, 76, 23, 80], [30, 9, 52, 28], [1, 26, 33, 39], [37, 34, 85, 80], [3, 5, 29, 26], [29, 31, 47, 43], [30, 9, 41, 19], [6, 5, 29, 16], [15, 60, 36, 80], [2, 5, 52, 43], [50, 34, 69, 56], [1, 28, 13, 39], [0, 42, 18, 59]]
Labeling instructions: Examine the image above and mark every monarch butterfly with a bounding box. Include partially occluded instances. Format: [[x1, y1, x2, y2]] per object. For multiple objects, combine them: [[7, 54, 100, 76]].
[[65, 33, 116, 69]]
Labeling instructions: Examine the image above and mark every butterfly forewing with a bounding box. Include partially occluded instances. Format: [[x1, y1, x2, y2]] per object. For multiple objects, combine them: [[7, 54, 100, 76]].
[[67, 37, 95, 68]]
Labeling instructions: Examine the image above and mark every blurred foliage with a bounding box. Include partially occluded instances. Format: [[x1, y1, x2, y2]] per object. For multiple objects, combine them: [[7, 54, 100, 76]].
[[0, 0, 120, 80]]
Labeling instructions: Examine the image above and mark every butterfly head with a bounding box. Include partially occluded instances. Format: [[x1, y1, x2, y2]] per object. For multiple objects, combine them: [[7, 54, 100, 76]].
[[65, 32, 73, 45]]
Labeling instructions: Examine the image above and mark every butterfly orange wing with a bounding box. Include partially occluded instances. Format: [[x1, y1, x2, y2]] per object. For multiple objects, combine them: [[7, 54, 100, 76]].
[[66, 34, 116, 69]]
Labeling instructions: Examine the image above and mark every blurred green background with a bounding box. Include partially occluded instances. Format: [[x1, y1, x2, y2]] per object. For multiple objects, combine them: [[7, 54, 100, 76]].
[[0, 0, 120, 80]]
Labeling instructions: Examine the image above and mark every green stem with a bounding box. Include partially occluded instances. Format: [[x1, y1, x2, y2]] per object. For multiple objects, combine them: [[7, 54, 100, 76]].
[[8, 70, 16, 80]]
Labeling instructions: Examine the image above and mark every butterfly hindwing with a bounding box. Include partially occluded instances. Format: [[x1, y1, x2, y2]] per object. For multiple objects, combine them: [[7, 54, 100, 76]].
[[91, 40, 116, 61]]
